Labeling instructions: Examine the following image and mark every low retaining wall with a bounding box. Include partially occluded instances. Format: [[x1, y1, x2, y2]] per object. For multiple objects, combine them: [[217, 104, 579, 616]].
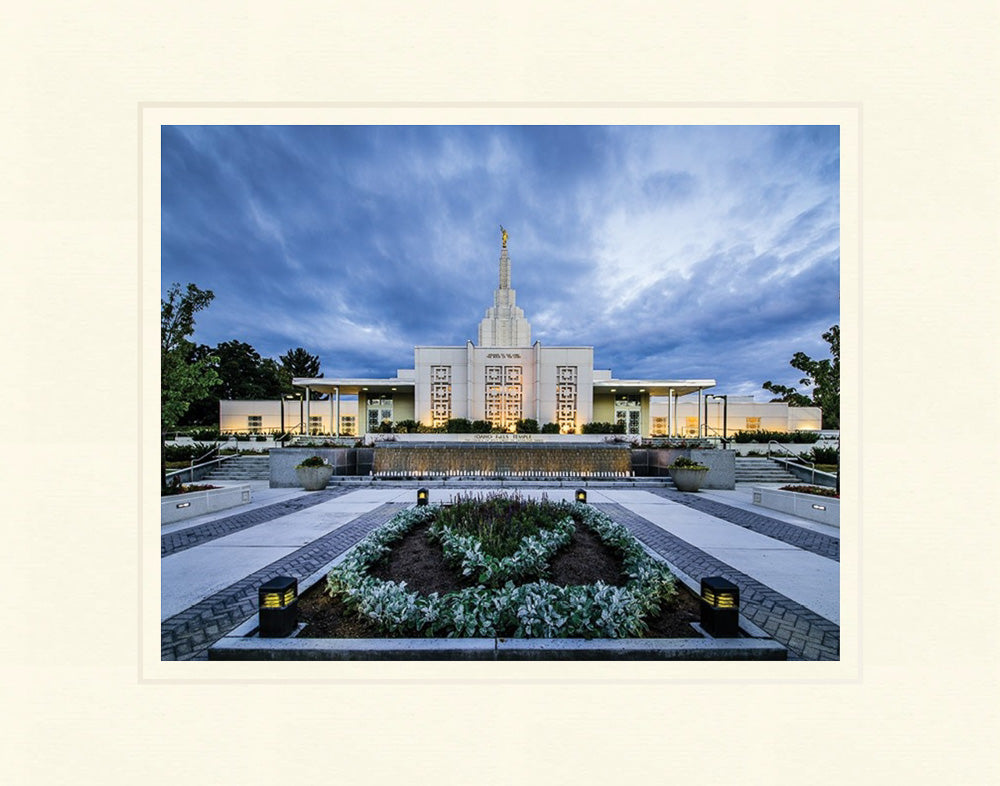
[[161, 483, 252, 524], [729, 439, 838, 457], [209, 634, 786, 661], [366, 433, 642, 445], [632, 449, 736, 489], [269, 447, 374, 487], [752, 486, 839, 527]]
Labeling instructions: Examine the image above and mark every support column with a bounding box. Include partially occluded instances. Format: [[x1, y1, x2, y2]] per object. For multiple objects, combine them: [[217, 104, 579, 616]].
[[335, 387, 340, 438], [672, 390, 679, 439], [697, 389, 702, 439], [305, 387, 311, 434], [667, 388, 674, 438]]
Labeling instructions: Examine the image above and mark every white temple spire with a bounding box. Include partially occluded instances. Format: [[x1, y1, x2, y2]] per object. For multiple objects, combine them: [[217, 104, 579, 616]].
[[477, 228, 532, 347]]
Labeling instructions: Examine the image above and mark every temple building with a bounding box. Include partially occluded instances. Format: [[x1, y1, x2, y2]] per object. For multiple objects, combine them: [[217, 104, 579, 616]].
[[219, 231, 821, 437]]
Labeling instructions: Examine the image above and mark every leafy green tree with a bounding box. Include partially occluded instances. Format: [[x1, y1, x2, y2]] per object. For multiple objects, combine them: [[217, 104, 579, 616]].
[[279, 347, 325, 399], [212, 340, 284, 400], [161, 283, 220, 487], [763, 324, 839, 429]]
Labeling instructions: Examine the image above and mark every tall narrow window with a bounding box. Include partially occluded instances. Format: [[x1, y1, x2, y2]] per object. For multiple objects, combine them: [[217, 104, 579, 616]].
[[485, 365, 522, 430], [556, 365, 578, 432], [431, 365, 452, 427]]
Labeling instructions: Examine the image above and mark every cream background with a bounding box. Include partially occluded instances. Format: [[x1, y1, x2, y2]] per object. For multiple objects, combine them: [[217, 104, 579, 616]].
[[3, 2, 997, 784]]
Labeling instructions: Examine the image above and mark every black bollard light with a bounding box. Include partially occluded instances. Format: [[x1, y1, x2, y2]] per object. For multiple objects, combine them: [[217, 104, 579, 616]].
[[700, 576, 740, 637], [258, 576, 298, 638], [417, 487, 429, 506], [575, 488, 587, 504]]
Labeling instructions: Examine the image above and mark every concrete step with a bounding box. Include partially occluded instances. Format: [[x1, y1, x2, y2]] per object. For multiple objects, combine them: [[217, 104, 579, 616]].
[[205, 456, 271, 481]]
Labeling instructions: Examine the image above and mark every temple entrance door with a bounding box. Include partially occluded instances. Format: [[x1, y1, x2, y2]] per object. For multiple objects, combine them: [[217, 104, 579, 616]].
[[614, 395, 642, 435], [367, 397, 393, 431]]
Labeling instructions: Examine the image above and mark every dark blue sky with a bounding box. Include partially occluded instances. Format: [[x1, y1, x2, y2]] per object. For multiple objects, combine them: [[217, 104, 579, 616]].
[[161, 125, 839, 399]]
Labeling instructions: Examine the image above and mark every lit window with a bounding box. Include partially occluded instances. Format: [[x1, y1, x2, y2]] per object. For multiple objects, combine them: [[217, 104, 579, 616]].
[[745, 417, 761, 432], [247, 415, 262, 433]]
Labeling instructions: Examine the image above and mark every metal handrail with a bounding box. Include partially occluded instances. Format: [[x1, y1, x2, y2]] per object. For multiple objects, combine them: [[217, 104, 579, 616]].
[[701, 424, 730, 447], [191, 443, 220, 466], [767, 440, 816, 484], [164, 453, 237, 485]]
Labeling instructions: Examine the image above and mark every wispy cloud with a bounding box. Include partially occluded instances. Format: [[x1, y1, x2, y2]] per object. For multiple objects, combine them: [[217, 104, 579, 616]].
[[162, 125, 839, 396]]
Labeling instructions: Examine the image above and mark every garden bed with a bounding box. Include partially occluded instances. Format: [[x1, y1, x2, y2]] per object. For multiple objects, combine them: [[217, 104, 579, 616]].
[[208, 496, 787, 660], [296, 520, 703, 639]]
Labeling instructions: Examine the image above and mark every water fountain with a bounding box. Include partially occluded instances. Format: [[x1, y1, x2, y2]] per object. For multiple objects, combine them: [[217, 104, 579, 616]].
[[372, 441, 632, 478]]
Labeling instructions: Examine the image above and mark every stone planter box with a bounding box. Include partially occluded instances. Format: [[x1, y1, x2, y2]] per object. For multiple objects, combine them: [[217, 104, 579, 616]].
[[161, 484, 252, 524], [668, 467, 709, 492], [752, 486, 840, 527], [295, 464, 334, 490]]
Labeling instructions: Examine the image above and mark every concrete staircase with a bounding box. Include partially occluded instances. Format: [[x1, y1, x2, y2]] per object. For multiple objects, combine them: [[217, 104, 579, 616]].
[[734, 456, 801, 485], [205, 455, 270, 481]]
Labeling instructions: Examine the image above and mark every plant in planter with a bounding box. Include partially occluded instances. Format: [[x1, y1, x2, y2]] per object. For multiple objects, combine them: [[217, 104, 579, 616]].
[[668, 456, 710, 492], [295, 455, 333, 490]]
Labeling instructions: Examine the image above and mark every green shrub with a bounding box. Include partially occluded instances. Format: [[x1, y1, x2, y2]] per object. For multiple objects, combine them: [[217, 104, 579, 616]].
[[162, 442, 216, 462], [582, 421, 625, 434], [540, 422, 561, 434], [185, 427, 220, 441], [514, 418, 540, 434], [731, 430, 820, 444], [445, 418, 473, 433], [780, 484, 839, 498], [670, 456, 709, 470], [471, 420, 493, 433], [806, 446, 840, 464], [296, 455, 328, 469], [324, 500, 677, 639], [393, 419, 419, 433]]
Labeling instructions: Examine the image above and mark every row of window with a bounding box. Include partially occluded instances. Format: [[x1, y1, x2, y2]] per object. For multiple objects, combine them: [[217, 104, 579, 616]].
[[244, 415, 357, 435], [650, 416, 763, 437]]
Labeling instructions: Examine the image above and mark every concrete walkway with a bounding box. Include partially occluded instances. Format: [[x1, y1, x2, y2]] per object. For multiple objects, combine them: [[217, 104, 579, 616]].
[[160, 482, 840, 661]]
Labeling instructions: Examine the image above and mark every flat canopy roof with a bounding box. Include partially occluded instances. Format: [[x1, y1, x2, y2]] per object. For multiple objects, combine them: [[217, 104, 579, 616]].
[[293, 377, 716, 398], [592, 380, 716, 397], [292, 377, 412, 395]]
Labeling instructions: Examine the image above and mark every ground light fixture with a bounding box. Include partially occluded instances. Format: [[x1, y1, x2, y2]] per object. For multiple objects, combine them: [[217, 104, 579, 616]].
[[699, 576, 740, 637], [417, 488, 429, 506], [575, 488, 587, 504], [258, 576, 298, 638]]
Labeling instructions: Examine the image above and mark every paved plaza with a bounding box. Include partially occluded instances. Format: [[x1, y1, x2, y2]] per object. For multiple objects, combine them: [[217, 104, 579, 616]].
[[160, 482, 840, 661]]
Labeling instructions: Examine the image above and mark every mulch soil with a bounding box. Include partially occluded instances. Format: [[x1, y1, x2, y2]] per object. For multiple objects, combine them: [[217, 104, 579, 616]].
[[297, 521, 703, 639]]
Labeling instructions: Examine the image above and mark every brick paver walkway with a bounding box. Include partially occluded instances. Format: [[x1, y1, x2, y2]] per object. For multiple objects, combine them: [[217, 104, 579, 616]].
[[595, 503, 840, 660], [161, 487, 351, 557], [647, 488, 840, 561], [161, 502, 408, 661]]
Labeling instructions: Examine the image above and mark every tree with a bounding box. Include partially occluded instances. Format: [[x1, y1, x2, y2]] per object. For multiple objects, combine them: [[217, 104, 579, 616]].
[[161, 283, 220, 487], [212, 340, 284, 400], [280, 347, 324, 399], [763, 324, 839, 429]]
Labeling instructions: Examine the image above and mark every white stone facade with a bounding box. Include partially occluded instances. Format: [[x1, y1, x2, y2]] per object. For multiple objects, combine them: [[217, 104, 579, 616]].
[[216, 232, 821, 437], [412, 343, 596, 432]]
